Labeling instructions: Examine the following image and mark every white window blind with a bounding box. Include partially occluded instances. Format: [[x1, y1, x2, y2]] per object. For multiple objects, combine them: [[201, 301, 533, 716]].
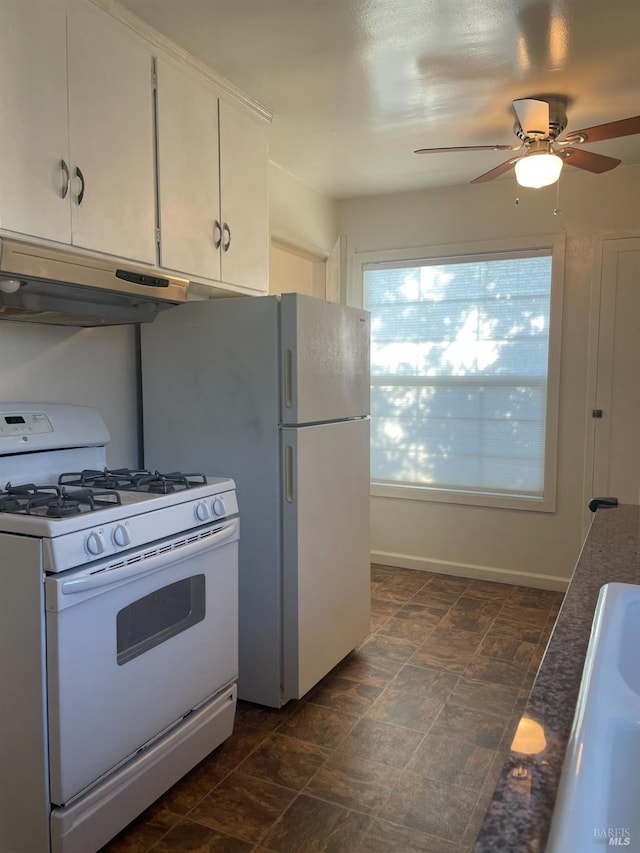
[[363, 252, 553, 499]]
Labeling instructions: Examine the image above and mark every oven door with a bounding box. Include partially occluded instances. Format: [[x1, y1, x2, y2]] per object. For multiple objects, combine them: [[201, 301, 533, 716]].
[[45, 518, 239, 806]]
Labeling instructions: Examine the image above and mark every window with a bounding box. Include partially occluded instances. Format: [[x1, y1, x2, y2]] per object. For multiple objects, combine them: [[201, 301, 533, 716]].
[[116, 575, 205, 665], [360, 240, 563, 511]]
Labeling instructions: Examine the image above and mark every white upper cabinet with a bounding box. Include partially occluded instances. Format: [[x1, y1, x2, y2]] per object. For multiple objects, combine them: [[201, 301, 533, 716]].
[[67, 0, 156, 263], [1, 0, 269, 287], [156, 55, 269, 293], [219, 100, 269, 293], [0, 0, 156, 264], [156, 56, 221, 280], [0, 0, 71, 243]]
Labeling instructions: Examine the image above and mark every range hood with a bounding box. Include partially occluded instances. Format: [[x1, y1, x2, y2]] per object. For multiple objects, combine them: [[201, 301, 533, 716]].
[[0, 238, 189, 327]]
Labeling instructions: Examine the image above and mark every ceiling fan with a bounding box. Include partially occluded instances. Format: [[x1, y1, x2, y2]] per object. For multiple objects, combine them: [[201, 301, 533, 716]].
[[415, 96, 640, 188]]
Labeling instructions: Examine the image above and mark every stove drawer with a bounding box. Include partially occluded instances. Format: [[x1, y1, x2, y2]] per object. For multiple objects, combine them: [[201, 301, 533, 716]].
[[50, 684, 237, 853], [45, 520, 239, 805]]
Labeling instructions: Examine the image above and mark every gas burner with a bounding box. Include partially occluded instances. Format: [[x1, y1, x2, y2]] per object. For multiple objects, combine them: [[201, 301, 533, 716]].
[[58, 468, 208, 493], [29, 487, 122, 517], [132, 471, 208, 494], [58, 468, 149, 490], [47, 500, 83, 518], [0, 482, 122, 517]]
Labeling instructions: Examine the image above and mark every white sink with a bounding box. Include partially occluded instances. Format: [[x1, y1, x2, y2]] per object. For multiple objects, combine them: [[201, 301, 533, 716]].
[[546, 583, 640, 852]]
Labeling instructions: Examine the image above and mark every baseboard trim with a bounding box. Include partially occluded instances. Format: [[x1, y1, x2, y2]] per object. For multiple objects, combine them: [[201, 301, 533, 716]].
[[370, 550, 569, 592]]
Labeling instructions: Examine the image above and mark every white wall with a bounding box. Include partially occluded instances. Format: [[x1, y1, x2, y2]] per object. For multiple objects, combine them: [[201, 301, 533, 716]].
[[269, 161, 338, 256], [0, 322, 139, 466], [338, 164, 640, 588], [270, 241, 326, 299]]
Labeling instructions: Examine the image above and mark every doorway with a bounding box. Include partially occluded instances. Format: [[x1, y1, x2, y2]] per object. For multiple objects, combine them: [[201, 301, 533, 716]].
[[589, 237, 640, 510]]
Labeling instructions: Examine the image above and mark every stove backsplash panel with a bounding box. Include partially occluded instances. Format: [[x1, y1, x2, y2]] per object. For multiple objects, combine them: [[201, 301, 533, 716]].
[[0, 322, 138, 466]]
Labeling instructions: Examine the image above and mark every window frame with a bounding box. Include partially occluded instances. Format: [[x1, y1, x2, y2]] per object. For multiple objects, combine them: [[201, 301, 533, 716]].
[[355, 234, 565, 513]]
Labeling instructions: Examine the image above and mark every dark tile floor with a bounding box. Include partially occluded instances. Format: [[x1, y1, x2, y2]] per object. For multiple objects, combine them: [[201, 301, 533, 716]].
[[102, 566, 563, 853]]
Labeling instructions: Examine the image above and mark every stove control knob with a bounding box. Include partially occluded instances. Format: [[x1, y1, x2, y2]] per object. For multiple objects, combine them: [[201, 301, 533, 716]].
[[195, 501, 210, 522], [86, 530, 105, 556], [212, 497, 225, 517], [112, 524, 131, 548]]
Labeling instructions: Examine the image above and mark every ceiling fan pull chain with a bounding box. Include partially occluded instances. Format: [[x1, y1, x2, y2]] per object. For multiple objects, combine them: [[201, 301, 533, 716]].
[[553, 177, 562, 216]]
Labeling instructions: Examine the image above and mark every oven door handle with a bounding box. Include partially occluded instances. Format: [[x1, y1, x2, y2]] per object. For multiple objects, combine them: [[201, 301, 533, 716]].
[[60, 520, 239, 596]]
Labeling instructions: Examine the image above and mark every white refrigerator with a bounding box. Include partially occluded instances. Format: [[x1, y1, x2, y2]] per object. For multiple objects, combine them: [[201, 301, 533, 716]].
[[140, 293, 371, 707]]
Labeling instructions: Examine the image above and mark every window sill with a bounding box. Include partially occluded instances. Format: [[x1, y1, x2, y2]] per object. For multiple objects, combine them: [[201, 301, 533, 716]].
[[370, 482, 557, 513]]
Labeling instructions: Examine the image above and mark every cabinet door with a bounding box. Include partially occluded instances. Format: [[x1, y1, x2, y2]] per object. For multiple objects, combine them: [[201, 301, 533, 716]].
[[219, 100, 269, 292], [156, 57, 221, 280], [67, 0, 156, 263], [0, 0, 71, 243]]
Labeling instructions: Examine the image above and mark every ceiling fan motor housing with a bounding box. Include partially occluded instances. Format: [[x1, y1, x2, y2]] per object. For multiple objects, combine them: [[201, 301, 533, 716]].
[[514, 95, 569, 141]]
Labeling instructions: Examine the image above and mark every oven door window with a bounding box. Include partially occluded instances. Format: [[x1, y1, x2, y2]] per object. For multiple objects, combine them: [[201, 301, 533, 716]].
[[116, 574, 205, 665]]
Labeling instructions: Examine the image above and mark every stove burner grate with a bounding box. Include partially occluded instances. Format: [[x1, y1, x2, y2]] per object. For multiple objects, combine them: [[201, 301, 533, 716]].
[[58, 468, 208, 493], [0, 482, 122, 517], [0, 482, 43, 513]]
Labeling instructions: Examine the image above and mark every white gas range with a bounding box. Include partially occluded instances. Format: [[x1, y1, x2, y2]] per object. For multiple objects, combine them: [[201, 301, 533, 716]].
[[0, 403, 239, 853]]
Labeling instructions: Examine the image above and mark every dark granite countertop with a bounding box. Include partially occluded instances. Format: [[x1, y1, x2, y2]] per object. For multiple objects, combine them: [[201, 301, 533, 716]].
[[473, 503, 640, 852]]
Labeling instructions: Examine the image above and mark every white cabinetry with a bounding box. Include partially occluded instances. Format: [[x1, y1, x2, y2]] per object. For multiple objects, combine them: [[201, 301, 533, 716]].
[[0, 0, 269, 288], [155, 57, 220, 281], [218, 100, 269, 293], [0, 0, 156, 264], [156, 56, 269, 293], [67, 0, 156, 263], [0, 0, 71, 243]]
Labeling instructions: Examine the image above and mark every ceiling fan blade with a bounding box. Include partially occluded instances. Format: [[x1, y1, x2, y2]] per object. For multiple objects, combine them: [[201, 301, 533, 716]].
[[414, 144, 514, 154], [564, 115, 640, 144], [559, 147, 621, 173], [512, 98, 550, 137], [470, 155, 524, 184]]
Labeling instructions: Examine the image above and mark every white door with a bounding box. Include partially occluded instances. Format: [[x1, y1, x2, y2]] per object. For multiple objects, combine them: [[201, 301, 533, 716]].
[[67, 0, 156, 263], [156, 55, 221, 280], [281, 419, 370, 699], [219, 99, 269, 292], [0, 0, 71, 243], [280, 293, 371, 424], [592, 237, 640, 505]]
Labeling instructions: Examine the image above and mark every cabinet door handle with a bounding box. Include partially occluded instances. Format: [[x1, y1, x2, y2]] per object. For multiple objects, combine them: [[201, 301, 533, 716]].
[[214, 220, 222, 249], [223, 221, 231, 252], [60, 159, 70, 199], [75, 165, 85, 205]]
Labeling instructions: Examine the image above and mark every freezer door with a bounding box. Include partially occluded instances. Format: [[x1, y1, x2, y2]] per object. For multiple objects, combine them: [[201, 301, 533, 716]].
[[281, 418, 370, 699], [280, 293, 370, 424]]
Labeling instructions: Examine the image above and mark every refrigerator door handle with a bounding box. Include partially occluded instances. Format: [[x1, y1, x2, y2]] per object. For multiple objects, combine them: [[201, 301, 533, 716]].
[[284, 349, 294, 409], [284, 444, 295, 503]]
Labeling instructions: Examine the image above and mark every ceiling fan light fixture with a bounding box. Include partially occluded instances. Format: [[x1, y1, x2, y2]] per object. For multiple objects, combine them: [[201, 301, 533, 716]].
[[514, 151, 563, 188]]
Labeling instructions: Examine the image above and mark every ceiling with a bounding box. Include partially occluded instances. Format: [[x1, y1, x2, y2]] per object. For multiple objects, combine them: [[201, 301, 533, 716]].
[[120, 0, 640, 199]]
